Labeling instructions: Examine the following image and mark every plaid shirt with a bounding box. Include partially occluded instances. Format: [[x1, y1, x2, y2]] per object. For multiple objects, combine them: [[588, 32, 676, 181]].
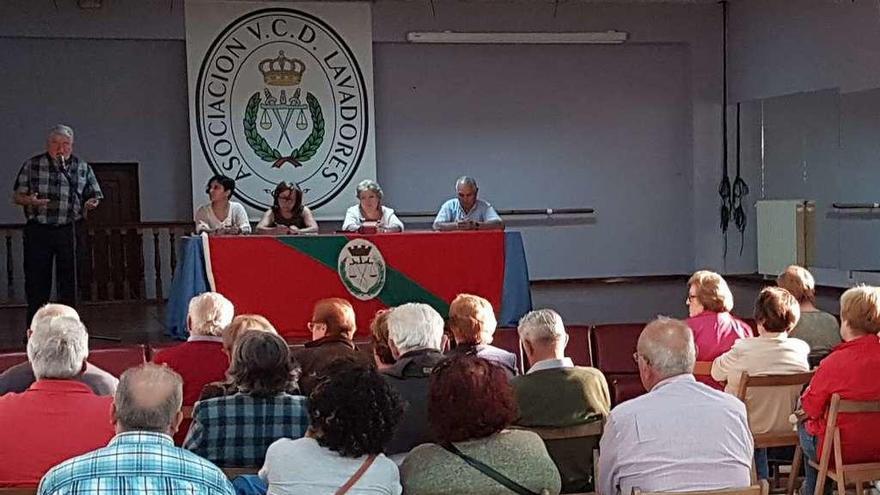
[[37, 431, 234, 495], [183, 393, 310, 468], [14, 152, 103, 225]]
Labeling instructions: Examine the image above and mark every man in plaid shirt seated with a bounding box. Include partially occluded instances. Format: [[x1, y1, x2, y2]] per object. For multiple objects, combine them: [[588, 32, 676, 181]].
[[38, 364, 234, 495]]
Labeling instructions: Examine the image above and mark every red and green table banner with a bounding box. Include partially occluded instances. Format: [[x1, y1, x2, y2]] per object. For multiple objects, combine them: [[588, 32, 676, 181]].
[[201, 231, 506, 339]]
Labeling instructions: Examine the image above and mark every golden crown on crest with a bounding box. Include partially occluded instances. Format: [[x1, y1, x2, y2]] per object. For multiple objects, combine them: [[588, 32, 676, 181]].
[[348, 245, 372, 257], [258, 50, 306, 86]]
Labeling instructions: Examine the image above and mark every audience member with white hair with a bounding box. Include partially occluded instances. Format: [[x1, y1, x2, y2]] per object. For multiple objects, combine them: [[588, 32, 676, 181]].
[[0, 316, 115, 486], [152, 292, 234, 443], [382, 303, 447, 455], [512, 309, 610, 493], [597, 317, 752, 495], [445, 293, 517, 376], [0, 303, 117, 395], [38, 363, 234, 495]]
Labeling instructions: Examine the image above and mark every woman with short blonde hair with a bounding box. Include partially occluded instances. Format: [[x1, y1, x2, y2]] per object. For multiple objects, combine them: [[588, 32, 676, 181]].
[[799, 286, 880, 495], [776, 265, 840, 355], [685, 270, 752, 390]]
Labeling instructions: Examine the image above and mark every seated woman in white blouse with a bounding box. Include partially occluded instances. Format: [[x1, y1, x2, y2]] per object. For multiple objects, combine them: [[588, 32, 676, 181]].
[[341, 180, 404, 233], [710, 286, 810, 481], [194, 175, 251, 235]]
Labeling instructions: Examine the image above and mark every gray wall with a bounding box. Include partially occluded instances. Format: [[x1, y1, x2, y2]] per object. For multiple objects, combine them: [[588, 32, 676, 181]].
[[726, 0, 880, 277], [0, 0, 725, 280]]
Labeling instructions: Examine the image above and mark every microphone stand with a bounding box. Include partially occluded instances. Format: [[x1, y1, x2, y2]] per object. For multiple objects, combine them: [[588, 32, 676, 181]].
[[59, 156, 121, 343]]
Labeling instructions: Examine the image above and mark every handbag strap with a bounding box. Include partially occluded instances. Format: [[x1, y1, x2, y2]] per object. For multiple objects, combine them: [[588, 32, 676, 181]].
[[334, 454, 378, 495], [441, 442, 539, 495]]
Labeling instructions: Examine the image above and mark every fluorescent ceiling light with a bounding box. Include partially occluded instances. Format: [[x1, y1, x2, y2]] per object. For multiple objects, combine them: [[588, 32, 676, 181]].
[[406, 31, 628, 45]]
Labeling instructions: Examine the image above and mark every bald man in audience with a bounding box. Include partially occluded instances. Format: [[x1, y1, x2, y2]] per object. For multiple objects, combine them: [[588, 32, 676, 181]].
[[38, 363, 233, 495], [597, 317, 753, 495], [0, 317, 115, 487], [513, 309, 610, 493], [0, 304, 117, 395], [445, 294, 517, 376], [292, 298, 364, 395]]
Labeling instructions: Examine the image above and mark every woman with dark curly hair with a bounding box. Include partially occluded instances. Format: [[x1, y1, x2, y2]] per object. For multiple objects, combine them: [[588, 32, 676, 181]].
[[183, 331, 308, 467], [401, 355, 561, 494], [260, 359, 405, 494]]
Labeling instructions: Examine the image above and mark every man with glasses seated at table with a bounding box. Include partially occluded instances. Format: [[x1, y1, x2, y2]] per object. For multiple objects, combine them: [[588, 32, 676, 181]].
[[293, 298, 365, 396], [433, 176, 504, 231], [597, 317, 753, 495]]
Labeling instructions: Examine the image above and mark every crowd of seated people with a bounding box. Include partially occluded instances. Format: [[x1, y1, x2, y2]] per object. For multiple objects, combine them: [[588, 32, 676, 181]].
[[4, 265, 880, 495]]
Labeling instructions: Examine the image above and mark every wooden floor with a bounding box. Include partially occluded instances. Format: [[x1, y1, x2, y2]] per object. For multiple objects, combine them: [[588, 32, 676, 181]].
[[0, 302, 176, 351]]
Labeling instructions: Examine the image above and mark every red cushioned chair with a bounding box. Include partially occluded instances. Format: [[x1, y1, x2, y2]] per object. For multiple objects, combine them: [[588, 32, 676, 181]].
[[88, 345, 148, 377], [492, 327, 524, 375], [590, 323, 647, 405], [0, 351, 28, 373], [566, 325, 593, 367]]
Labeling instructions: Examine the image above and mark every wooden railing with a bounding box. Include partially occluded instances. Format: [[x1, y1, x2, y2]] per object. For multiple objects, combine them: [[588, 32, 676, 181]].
[[0, 222, 193, 306]]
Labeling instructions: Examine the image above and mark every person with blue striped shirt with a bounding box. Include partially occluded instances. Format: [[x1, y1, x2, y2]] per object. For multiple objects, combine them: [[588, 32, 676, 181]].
[[38, 363, 233, 495]]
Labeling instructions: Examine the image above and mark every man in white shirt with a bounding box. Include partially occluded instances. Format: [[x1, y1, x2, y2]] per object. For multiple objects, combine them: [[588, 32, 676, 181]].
[[597, 317, 753, 495]]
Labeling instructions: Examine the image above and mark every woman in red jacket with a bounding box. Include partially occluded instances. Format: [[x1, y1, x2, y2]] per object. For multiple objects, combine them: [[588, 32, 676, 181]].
[[798, 285, 880, 495]]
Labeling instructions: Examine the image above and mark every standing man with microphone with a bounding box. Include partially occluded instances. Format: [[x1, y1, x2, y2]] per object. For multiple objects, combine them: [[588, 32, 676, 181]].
[[13, 124, 103, 329]]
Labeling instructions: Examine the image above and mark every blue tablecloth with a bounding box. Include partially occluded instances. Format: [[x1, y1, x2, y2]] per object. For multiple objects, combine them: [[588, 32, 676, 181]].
[[165, 232, 532, 339]]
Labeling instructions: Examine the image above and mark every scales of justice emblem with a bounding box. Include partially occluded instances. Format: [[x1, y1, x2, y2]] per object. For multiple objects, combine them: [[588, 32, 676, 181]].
[[338, 239, 386, 301], [244, 50, 325, 170]]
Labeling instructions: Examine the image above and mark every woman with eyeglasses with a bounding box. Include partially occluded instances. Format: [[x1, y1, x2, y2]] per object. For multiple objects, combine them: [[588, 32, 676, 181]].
[[341, 179, 404, 233], [256, 181, 318, 235], [685, 270, 753, 390]]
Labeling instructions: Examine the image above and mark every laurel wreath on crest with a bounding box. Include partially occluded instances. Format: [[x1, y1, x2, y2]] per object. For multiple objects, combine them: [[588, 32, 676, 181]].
[[338, 257, 386, 299], [243, 91, 325, 168]]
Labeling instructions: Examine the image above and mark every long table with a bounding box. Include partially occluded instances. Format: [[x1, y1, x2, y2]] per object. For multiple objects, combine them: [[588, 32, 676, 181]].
[[165, 231, 532, 340]]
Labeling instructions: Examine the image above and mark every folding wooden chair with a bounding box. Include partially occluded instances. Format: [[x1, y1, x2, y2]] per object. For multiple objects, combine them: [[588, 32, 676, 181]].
[[633, 480, 769, 495], [515, 419, 605, 493], [810, 393, 880, 495], [734, 371, 814, 495]]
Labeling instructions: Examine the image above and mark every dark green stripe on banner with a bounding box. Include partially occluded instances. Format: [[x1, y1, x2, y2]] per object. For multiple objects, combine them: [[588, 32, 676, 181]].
[[276, 236, 451, 316]]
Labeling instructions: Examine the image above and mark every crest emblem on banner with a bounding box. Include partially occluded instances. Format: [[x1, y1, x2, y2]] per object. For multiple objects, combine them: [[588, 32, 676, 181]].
[[194, 8, 369, 210], [338, 239, 386, 301]]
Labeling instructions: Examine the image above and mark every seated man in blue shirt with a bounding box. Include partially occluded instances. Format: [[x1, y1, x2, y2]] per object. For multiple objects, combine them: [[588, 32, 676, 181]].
[[432, 176, 504, 231], [39, 363, 233, 495]]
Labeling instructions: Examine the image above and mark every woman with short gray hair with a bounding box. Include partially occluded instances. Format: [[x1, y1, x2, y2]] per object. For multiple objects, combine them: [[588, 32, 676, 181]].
[[341, 179, 404, 232]]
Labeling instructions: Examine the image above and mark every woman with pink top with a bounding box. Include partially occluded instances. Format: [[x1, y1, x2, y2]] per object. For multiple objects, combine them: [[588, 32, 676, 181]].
[[686, 270, 753, 389]]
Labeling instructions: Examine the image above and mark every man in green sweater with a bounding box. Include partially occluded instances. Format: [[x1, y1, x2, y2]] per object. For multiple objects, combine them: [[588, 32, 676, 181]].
[[512, 309, 611, 493]]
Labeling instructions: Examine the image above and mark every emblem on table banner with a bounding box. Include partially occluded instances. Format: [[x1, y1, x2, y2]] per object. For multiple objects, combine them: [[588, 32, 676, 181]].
[[193, 7, 370, 210], [338, 239, 386, 301]]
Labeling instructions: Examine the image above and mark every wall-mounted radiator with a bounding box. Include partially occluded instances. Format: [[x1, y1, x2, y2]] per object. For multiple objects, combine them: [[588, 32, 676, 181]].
[[756, 200, 815, 276]]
